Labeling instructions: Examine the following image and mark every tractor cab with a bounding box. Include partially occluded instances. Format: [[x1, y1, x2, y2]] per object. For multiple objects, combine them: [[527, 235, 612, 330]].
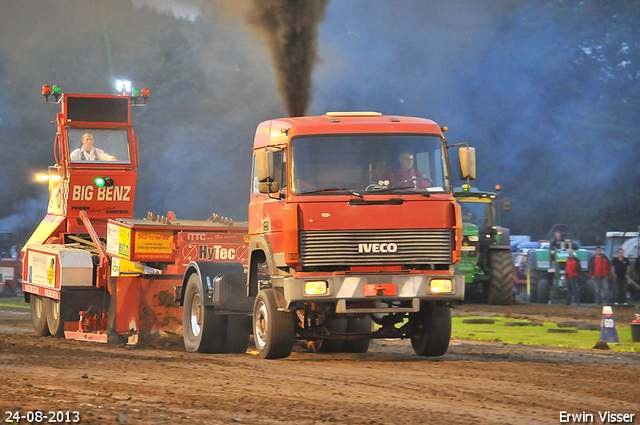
[[26, 85, 148, 247], [453, 185, 514, 304]]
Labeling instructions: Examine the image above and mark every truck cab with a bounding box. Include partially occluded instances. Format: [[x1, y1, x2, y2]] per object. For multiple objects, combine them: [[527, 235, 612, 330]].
[[245, 112, 468, 358]]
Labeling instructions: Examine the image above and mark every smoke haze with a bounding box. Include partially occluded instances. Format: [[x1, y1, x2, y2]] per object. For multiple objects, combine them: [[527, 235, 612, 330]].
[[246, 0, 329, 117], [0, 0, 638, 245]]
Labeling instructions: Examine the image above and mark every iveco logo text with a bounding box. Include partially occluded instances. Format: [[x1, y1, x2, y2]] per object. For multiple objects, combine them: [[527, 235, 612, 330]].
[[358, 243, 398, 253]]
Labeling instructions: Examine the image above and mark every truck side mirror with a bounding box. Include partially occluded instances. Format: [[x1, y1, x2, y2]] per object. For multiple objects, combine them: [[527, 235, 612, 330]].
[[258, 181, 280, 194], [459, 147, 476, 180], [502, 199, 511, 211], [256, 149, 275, 183]]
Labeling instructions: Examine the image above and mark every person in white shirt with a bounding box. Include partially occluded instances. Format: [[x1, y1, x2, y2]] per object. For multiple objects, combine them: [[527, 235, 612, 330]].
[[70, 132, 117, 161]]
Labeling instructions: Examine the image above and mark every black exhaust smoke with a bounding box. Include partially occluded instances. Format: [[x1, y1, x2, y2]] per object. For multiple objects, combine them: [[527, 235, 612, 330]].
[[247, 0, 329, 117]]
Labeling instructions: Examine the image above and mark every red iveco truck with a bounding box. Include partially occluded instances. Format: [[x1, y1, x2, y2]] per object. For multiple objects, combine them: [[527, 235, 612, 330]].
[[178, 112, 475, 358], [23, 87, 475, 359]]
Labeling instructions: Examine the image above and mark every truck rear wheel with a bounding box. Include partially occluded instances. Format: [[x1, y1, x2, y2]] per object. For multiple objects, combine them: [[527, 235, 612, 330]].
[[30, 295, 50, 337], [253, 289, 295, 359], [343, 316, 372, 353], [46, 297, 67, 337], [306, 318, 348, 353], [183, 274, 227, 353], [223, 315, 251, 354], [487, 250, 515, 305], [409, 302, 451, 357]]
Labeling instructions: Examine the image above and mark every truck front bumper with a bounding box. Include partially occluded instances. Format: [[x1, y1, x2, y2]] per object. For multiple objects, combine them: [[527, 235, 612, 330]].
[[279, 273, 464, 313]]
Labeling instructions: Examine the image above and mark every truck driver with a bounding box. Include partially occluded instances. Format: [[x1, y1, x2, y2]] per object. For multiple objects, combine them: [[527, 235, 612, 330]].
[[382, 151, 429, 189], [70, 132, 117, 161]]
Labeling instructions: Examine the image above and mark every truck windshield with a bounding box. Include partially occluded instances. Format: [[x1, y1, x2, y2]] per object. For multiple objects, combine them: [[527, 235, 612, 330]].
[[459, 201, 493, 233], [291, 134, 449, 195], [67, 129, 130, 164]]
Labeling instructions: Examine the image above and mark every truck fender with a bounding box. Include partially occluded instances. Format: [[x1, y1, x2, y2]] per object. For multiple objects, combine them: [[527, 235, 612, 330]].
[[247, 235, 277, 297], [179, 261, 248, 309]]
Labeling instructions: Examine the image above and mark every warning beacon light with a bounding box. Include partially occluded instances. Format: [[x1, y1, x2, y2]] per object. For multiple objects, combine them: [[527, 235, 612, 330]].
[[42, 84, 62, 103]]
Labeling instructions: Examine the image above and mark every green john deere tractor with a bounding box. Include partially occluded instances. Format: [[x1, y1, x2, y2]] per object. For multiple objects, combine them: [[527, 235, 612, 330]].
[[454, 186, 514, 305], [526, 224, 596, 304]]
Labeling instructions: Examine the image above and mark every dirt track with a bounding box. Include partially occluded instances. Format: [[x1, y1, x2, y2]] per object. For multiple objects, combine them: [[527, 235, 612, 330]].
[[1, 303, 638, 425]]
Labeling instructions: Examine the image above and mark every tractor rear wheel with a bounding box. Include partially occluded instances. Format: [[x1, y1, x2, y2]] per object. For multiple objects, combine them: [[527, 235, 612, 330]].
[[253, 289, 295, 359], [584, 279, 597, 304], [487, 250, 515, 305], [537, 279, 550, 304], [343, 316, 373, 353], [30, 295, 50, 337], [409, 302, 451, 357], [183, 274, 228, 353]]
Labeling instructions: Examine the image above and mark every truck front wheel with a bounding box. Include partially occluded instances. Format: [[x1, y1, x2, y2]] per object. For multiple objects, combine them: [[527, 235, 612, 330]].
[[30, 295, 50, 337], [409, 302, 451, 357], [253, 289, 295, 359], [183, 274, 227, 353]]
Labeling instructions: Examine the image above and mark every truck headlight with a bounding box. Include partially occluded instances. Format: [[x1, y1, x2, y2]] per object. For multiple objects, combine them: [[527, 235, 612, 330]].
[[305, 280, 328, 295], [430, 279, 453, 293], [468, 235, 479, 242]]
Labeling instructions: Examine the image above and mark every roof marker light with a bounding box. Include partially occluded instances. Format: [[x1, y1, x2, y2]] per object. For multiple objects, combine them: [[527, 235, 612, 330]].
[[116, 79, 132, 95]]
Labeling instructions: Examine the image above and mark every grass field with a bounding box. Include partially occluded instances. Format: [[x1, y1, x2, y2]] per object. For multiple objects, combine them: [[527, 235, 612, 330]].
[[1, 297, 637, 352], [452, 316, 639, 352], [0, 297, 28, 309]]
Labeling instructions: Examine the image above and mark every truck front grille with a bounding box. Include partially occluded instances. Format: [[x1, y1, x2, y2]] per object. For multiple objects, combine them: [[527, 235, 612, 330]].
[[300, 229, 452, 267]]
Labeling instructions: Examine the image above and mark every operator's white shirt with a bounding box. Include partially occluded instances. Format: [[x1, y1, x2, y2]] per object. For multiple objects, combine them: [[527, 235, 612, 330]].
[[70, 147, 115, 161]]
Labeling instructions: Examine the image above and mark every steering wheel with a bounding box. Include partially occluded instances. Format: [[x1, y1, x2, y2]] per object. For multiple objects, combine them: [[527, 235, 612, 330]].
[[399, 177, 432, 186]]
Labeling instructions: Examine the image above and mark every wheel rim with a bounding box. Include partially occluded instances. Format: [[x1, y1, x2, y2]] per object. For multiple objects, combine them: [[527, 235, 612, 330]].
[[190, 293, 202, 337], [51, 299, 60, 321], [254, 301, 269, 350], [34, 296, 44, 319]]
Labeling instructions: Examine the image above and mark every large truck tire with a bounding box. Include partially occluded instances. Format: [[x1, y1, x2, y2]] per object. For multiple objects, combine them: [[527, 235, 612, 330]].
[[343, 316, 373, 353], [253, 289, 295, 359], [537, 279, 550, 304], [223, 315, 251, 354], [306, 318, 348, 353], [46, 297, 67, 337], [183, 274, 227, 353], [409, 302, 451, 357], [30, 295, 51, 337], [487, 250, 515, 305]]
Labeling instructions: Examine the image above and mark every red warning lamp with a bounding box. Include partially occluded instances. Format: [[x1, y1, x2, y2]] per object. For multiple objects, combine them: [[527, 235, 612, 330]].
[[42, 85, 52, 96], [141, 88, 149, 98], [495, 184, 501, 192]]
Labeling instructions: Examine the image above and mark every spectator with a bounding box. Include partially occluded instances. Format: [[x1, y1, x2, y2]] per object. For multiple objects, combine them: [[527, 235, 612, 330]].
[[611, 248, 630, 305], [565, 249, 581, 306], [588, 247, 611, 305]]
